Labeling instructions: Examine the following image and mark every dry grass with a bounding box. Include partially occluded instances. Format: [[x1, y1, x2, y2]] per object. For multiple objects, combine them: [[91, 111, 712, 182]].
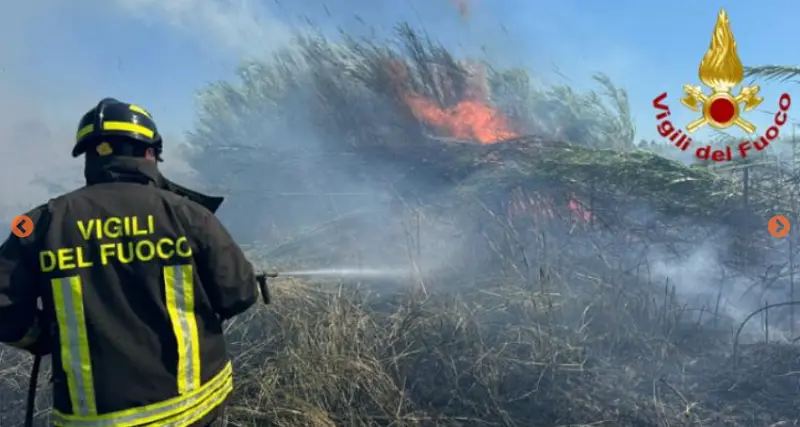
[[180, 23, 800, 426], [2, 270, 799, 426], [3, 23, 800, 427], [216, 270, 800, 427]]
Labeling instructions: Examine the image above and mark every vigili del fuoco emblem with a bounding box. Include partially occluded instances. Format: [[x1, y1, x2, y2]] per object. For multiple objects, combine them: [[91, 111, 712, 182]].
[[680, 9, 763, 133]]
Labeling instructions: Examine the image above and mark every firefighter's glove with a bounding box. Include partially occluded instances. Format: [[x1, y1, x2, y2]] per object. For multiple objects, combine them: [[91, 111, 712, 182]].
[[25, 333, 52, 356], [10, 314, 52, 356]]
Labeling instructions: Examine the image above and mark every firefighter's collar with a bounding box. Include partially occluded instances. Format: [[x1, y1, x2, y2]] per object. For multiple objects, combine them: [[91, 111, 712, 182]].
[[84, 156, 225, 213], [84, 156, 163, 187]]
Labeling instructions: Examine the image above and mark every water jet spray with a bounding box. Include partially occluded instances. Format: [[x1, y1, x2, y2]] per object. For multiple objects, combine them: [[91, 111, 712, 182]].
[[255, 267, 412, 297], [278, 268, 410, 278], [255, 266, 417, 303]]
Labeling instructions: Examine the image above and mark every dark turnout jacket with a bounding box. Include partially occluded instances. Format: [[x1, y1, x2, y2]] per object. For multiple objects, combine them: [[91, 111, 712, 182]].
[[0, 157, 258, 427]]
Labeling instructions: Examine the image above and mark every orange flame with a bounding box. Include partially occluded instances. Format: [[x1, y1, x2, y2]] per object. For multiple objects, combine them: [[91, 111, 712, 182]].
[[403, 93, 518, 144], [569, 199, 593, 222], [451, 0, 470, 19], [384, 57, 518, 144], [508, 188, 593, 224]]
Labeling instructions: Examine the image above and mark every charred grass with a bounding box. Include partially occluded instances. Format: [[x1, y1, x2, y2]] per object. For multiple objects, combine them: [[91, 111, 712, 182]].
[[2, 269, 799, 426], [3, 22, 800, 427], [221, 270, 800, 427]]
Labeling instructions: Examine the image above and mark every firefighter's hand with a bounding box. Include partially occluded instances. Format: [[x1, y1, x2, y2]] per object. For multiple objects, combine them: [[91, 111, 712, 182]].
[[25, 333, 51, 356]]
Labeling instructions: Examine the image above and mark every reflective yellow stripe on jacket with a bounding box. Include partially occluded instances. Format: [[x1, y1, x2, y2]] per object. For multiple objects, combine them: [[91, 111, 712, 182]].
[[164, 265, 202, 394], [51, 266, 232, 427], [52, 363, 232, 427], [52, 276, 97, 416]]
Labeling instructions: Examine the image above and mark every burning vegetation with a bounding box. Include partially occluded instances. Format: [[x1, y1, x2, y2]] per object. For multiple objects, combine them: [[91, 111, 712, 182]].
[[402, 93, 518, 143], [450, 0, 470, 20], [385, 56, 518, 144], [124, 21, 800, 427], [383, 55, 593, 222]]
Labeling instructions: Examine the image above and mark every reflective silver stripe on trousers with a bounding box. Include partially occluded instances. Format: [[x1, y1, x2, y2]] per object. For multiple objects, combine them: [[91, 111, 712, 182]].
[[137, 377, 232, 427], [51, 363, 233, 427], [164, 264, 201, 394], [52, 276, 97, 416]]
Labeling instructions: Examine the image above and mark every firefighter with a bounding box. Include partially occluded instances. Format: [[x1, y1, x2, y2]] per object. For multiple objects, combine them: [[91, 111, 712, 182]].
[[0, 98, 258, 426]]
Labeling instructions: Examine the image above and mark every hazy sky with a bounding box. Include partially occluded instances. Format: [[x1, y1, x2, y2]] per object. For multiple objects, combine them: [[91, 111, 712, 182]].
[[2, 0, 799, 214]]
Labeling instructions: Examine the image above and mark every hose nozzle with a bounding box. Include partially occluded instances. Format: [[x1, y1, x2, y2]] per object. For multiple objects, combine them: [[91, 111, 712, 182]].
[[255, 269, 278, 304]]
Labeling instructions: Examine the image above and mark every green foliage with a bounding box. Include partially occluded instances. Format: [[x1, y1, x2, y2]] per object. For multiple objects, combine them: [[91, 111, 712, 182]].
[[182, 23, 800, 271], [744, 65, 800, 82], [186, 23, 637, 187], [134, 25, 800, 427]]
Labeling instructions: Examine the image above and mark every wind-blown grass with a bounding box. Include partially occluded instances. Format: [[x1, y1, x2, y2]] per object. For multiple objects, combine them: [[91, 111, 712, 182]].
[[1, 23, 798, 427], [220, 273, 799, 426]]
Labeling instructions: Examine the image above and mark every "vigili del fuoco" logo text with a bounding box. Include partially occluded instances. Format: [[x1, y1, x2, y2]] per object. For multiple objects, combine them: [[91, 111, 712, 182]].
[[652, 9, 791, 163]]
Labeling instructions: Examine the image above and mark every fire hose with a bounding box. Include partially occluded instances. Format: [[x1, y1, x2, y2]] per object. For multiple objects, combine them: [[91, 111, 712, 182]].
[[23, 270, 276, 427]]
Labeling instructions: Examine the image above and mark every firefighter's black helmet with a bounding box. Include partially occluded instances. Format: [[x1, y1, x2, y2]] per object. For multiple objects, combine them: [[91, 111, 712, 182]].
[[73, 98, 162, 158]]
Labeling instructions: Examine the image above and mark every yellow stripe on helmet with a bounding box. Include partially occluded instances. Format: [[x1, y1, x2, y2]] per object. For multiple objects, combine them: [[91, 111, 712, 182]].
[[128, 105, 152, 119], [76, 121, 155, 144], [76, 124, 95, 142], [102, 121, 155, 140]]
